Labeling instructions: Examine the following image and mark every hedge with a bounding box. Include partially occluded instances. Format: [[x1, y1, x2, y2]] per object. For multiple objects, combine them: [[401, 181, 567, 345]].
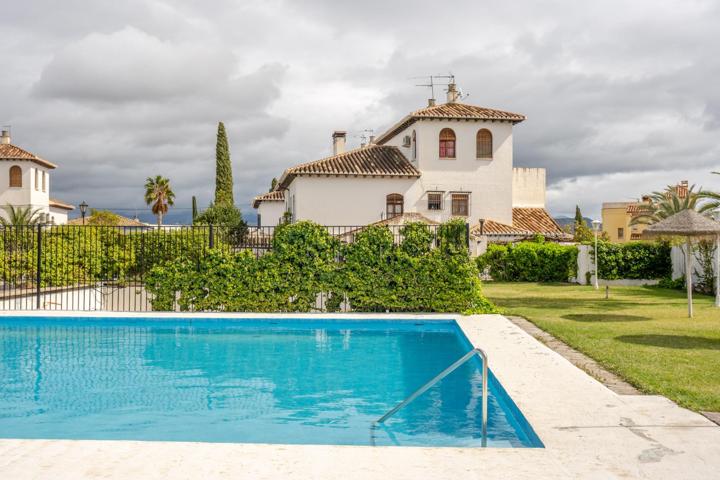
[[476, 239, 578, 282], [144, 220, 497, 314], [0, 227, 218, 288], [593, 241, 671, 280]]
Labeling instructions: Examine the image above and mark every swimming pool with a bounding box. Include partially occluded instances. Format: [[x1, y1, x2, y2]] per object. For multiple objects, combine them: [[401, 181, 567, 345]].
[[0, 316, 542, 448]]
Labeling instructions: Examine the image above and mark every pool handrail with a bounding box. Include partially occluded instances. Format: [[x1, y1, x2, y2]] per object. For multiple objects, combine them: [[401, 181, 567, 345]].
[[373, 347, 488, 447]]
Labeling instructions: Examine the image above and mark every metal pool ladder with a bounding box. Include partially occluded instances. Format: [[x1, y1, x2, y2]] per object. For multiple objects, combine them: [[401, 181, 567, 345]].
[[372, 347, 489, 447]]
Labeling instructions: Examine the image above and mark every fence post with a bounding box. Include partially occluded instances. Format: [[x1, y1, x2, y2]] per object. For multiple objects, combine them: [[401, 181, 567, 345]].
[[465, 223, 470, 252], [36, 224, 42, 309], [209, 224, 214, 249]]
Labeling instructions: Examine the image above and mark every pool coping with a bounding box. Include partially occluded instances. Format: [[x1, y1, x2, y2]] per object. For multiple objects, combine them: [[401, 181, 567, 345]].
[[1, 312, 719, 479]]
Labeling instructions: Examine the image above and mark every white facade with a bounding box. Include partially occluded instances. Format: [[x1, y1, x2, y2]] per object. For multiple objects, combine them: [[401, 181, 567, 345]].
[[381, 119, 515, 226], [257, 200, 285, 227], [0, 131, 72, 224], [0, 161, 53, 221], [285, 176, 419, 226], [255, 88, 551, 229], [512, 168, 546, 208]]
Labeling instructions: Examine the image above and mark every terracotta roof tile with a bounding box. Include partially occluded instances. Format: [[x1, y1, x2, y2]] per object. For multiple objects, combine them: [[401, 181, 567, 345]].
[[472, 208, 571, 239], [252, 189, 285, 208], [376, 101, 525, 145], [626, 203, 652, 215], [49, 198, 74, 211], [279, 145, 420, 188], [0, 143, 57, 169], [411, 103, 526, 122]]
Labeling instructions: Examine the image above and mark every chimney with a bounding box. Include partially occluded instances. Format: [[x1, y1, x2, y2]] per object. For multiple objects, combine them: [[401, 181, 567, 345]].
[[0, 130, 10, 145], [332, 131, 346, 155], [368, 135, 375, 145], [446, 83, 460, 103], [428, 98, 436, 107]]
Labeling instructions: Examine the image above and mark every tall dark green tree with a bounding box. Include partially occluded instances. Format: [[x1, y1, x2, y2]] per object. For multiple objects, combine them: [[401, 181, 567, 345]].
[[191, 196, 198, 222], [574, 205, 584, 228], [270, 177, 278, 192], [214, 121, 234, 206]]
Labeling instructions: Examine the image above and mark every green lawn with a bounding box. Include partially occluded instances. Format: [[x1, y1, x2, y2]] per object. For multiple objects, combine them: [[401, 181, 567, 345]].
[[482, 282, 720, 412]]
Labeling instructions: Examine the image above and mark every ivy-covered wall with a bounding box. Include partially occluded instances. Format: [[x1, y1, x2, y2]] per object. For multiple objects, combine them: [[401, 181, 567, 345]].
[[592, 241, 672, 280], [144, 220, 497, 314]]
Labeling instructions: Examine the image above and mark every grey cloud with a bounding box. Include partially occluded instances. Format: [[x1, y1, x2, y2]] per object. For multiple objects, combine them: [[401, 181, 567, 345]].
[[32, 27, 235, 103], [1, 0, 719, 222]]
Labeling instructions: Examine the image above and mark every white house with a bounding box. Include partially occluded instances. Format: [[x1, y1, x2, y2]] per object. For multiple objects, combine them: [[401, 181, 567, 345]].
[[0, 130, 74, 224], [253, 83, 567, 242]]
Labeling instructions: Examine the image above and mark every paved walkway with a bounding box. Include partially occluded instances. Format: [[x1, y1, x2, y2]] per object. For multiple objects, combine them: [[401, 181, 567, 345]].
[[506, 315, 640, 395], [1, 313, 719, 479]]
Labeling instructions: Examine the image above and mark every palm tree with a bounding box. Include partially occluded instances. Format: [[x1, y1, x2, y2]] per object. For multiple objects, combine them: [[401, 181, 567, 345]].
[[702, 172, 720, 215], [630, 183, 715, 226], [144, 176, 175, 227], [0, 204, 43, 227]]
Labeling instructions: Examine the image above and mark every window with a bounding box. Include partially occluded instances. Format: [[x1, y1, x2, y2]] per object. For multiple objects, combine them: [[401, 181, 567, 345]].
[[451, 193, 469, 216], [617, 227, 625, 240], [427, 192, 442, 210], [411, 130, 417, 161], [9, 166, 22, 187], [476, 129, 493, 158], [439, 128, 456, 158], [386, 193, 403, 218], [35, 169, 39, 191], [42, 172, 47, 192]]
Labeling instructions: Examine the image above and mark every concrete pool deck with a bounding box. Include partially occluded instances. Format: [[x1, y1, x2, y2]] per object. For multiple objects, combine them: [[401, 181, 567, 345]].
[[1, 312, 719, 479]]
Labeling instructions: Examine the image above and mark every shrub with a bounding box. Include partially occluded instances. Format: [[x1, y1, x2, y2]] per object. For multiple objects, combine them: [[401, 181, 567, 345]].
[[145, 220, 496, 314], [593, 241, 671, 280], [194, 203, 248, 246], [477, 241, 578, 282]]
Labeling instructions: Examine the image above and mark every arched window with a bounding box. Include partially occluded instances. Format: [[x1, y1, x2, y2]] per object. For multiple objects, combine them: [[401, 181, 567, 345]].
[[9, 166, 22, 187], [439, 128, 456, 158], [476, 129, 493, 158], [386, 193, 403, 218], [411, 130, 417, 161]]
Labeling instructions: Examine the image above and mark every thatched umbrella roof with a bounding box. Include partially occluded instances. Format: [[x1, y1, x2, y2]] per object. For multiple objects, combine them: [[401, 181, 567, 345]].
[[642, 209, 720, 238]]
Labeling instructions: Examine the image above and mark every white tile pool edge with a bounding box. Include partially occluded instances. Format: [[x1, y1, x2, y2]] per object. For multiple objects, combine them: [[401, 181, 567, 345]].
[[1, 312, 719, 480]]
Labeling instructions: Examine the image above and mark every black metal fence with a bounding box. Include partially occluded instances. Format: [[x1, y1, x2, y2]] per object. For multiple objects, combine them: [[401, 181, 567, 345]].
[[0, 223, 459, 312]]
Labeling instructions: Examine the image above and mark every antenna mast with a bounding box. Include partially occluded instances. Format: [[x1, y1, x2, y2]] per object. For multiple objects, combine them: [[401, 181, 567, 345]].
[[414, 74, 457, 105]]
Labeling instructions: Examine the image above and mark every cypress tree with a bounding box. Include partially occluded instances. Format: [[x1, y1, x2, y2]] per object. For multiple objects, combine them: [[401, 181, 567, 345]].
[[192, 195, 198, 221], [574, 205, 584, 228], [214, 122, 234, 206], [270, 177, 277, 192]]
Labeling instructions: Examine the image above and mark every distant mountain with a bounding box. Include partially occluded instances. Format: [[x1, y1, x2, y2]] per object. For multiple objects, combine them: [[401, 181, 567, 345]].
[[70, 209, 259, 226]]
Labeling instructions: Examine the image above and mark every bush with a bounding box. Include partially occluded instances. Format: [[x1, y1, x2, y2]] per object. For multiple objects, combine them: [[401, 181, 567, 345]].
[[145, 220, 497, 314], [477, 240, 578, 282], [194, 203, 248, 246], [593, 241, 671, 280]]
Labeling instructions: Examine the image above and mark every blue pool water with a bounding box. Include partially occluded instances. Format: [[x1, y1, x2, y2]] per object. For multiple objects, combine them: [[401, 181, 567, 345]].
[[0, 317, 542, 448]]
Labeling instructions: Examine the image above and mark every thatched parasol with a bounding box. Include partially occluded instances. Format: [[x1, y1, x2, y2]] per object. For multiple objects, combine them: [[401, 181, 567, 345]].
[[643, 209, 720, 317]]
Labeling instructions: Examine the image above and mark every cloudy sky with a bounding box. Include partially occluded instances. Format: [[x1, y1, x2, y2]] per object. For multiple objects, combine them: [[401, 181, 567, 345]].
[[2, 0, 719, 222]]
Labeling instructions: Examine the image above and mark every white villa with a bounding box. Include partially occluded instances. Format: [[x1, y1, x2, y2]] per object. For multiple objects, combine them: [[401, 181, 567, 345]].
[[253, 83, 567, 243], [0, 130, 74, 224]]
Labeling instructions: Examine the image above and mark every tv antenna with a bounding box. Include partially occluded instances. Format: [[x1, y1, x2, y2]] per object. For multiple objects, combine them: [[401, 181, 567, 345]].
[[412, 74, 457, 103], [354, 128, 374, 146]]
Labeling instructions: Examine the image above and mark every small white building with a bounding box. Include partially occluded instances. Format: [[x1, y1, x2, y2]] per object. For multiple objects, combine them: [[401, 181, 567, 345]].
[[0, 130, 74, 224], [253, 83, 568, 242], [252, 190, 286, 227]]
